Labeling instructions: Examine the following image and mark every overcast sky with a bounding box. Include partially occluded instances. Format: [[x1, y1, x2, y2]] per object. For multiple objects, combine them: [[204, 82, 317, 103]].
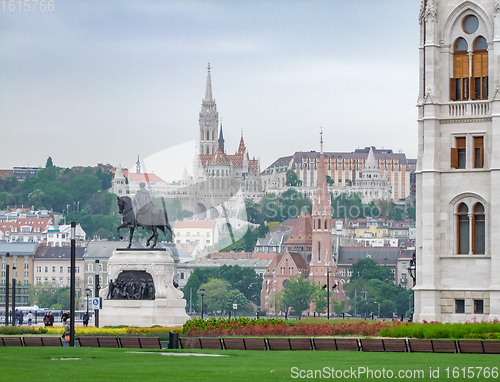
[[0, 0, 421, 175]]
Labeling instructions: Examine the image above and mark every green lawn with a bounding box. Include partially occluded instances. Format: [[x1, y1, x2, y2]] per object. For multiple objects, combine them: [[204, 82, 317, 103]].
[[0, 348, 498, 381]]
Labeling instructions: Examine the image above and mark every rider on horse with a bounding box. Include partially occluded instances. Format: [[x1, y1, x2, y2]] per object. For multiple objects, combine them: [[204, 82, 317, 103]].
[[133, 182, 154, 227]]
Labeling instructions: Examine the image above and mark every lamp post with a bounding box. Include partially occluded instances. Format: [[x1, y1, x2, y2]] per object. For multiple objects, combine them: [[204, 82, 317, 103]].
[[4, 253, 9, 326], [408, 251, 416, 287], [70, 221, 76, 346], [95, 259, 100, 328], [85, 288, 91, 315], [200, 287, 205, 319], [11, 264, 16, 326]]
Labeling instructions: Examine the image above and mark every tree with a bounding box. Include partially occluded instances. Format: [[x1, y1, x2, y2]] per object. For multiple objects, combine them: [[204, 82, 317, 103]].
[[29, 282, 75, 310], [377, 199, 395, 220], [199, 278, 229, 314], [226, 289, 249, 315], [285, 170, 302, 187], [326, 175, 334, 185], [282, 274, 317, 317], [182, 265, 262, 312], [45, 156, 54, 168], [311, 286, 327, 314], [349, 258, 394, 284]]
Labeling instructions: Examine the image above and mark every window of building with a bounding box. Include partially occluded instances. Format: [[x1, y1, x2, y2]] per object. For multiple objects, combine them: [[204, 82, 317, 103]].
[[474, 136, 484, 168], [474, 299, 484, 314], [473, 203, 485, 254], [471, 37, 488, 100], [88, 263, 93, 272], [180, 273, 184, 280], [44, 267, 48, 273], [340, 269, 345, 276], [457, 203, 469, 254], [36, 266, 41, 273], [451, 38, 469, 101], [451, 137, 467, 169], [52, 266, 55, 273], [60, 266, 63, 273], [455, 299, 465, 313], [88, 276, 93, 285], [76, 266, 80, 273]]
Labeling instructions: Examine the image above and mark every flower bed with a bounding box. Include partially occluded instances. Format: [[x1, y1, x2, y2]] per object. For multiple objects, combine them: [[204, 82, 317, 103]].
[[183, 317, 404, 337]]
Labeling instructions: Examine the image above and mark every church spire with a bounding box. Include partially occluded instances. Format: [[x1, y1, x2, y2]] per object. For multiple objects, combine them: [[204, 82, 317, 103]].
[[218, 121, 225, 152], [205, 63, 213, 102]]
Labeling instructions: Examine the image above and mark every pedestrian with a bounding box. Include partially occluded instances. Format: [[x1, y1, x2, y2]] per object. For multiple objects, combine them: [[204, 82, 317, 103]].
[[48, 311, 54, 327], [27, 311, 33, 326], [82, 312, 89, 327], [61, 310, 70, 324], [63, 319, 71, 347], [44, 312, 50, 327], [14, 310, 19, 326], [18, 310, 24, 326]]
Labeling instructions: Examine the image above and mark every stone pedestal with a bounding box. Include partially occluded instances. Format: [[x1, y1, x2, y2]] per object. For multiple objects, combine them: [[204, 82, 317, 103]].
[[99, 248, 189, 327]]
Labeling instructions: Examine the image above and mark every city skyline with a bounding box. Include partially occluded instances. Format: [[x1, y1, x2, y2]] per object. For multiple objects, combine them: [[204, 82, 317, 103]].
[[1, 1, 420, 172]]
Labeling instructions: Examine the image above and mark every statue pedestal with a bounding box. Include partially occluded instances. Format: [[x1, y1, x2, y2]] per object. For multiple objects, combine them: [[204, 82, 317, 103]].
[[99, 249, 189, 327]]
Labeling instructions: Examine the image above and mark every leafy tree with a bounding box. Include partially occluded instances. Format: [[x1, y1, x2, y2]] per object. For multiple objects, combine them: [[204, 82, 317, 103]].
[[199, 278, 229, 314], [330, 193, 376, 219], [27, 189, 46, 210], [260, 189, 312, 222], [389, 208, 405, 221], [282, 274, 317, 317], [182, 265, 262, 313], [268, 289, 285, 313], [0, 192, 16, 209], [326, 175, 334, 185], [349, 258, 394, 284], [311, 286, 327, 314], [28, 282, 75, 310], [226, 289, 249, 315], [243, 198, 263, 224], [332, 299, 346, 315], [377, 199, 395, 220], [45, 156, 54, 168], [407, 199, 416, 221], [285, 170, 302, 187]]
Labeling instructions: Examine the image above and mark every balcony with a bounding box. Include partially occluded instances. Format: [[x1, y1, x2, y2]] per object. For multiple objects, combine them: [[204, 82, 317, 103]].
[[447, 101, 490, 118]]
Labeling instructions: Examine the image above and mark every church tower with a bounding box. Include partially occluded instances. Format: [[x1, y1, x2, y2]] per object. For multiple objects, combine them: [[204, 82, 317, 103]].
[[415, 0, 500, 322], [199, 63, 219, 156], [309, 131, 335, 285]]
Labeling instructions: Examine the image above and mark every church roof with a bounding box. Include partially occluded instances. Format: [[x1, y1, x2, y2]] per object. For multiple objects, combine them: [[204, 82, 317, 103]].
[[264, 251, 309, 275], [210, 148, 230, 166], [285, 211, 312, 244], [237, 136, 246, 155]]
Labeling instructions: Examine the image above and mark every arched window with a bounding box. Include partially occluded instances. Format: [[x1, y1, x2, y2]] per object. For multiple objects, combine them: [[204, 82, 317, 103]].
[[471, 36, 488, 100], [318, 219, 321, 230], [318, 242, 321, 262], [473, 203, 485, 254], [457, 203, 469, 254], [451, 38, 469, 101], [206, 131, 210, 140]]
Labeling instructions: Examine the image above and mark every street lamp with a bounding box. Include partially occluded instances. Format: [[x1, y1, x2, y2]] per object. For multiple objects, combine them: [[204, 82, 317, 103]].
[[408, 251, 416, 287], [4, 253, 9, 326], [11, 264, 16, 326], [70, 221, 76, 346], [85, 288, 91, 315], [95, 259, 100, 328], [200, 287, 205, 319]]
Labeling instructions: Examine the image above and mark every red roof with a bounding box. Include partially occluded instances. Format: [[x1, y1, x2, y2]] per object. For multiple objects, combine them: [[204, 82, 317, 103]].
[[0, 218, 51, 234], [253, 253, 276, 260]]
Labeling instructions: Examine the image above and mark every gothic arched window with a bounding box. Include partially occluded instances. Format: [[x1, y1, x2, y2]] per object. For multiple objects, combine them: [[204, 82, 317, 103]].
[[451, 38, 469, 101], [473, 203, 485, 254], [457, 203, 469, 254], [471, 36, 488, 100]]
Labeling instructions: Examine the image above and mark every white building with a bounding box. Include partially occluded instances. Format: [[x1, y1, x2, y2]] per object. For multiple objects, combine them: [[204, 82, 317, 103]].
[[415, 0, 499, 322]]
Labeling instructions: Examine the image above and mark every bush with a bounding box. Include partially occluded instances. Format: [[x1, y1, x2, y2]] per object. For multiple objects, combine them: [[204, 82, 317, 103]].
[[0, 326, 48, 335]]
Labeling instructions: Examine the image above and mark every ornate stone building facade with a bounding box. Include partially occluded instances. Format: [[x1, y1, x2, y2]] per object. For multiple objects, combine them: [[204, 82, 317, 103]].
[[415, 0, 499, 322], [262, 147, 410, 203]]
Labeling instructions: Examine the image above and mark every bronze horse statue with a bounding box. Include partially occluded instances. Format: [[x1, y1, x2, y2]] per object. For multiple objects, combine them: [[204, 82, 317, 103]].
[[117, 196, 173, 248]]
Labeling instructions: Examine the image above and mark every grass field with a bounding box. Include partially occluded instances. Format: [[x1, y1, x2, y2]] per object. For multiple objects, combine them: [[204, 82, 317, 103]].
[[1, 348, 499, 381]]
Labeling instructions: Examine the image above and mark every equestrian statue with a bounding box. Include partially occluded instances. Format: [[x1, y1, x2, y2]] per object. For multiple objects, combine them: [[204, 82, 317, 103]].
[[117, 182, 173, 248]]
